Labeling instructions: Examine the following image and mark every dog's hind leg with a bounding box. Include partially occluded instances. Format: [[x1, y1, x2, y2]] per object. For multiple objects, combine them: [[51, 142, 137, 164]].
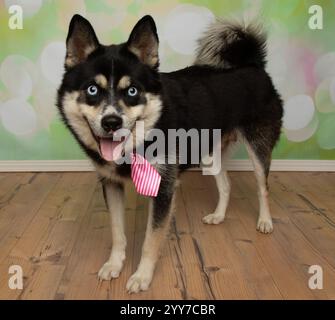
[[126, 166, 177, 293], [98, 180, 126, 280], [245, 142, 273, 233], [202, 136, 234, 225], [202, 168, 231, 225], [240, 126, 277, 234]]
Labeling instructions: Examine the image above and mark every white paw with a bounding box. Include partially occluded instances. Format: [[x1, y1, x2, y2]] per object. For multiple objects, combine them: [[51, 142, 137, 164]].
[[202, 213, 225, 225], [257, 218, 273, 234], [98, 262, 123, 280], [98, 252, 125, 281], [126, 270, 153, 294]]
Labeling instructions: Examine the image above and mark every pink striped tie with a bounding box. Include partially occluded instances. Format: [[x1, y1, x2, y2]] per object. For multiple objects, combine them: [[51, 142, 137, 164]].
[[131, 153, 161, 197]]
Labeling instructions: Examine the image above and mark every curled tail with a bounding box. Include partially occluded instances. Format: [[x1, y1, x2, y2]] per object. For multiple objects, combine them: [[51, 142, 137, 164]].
[[195, 19, 267, 69]]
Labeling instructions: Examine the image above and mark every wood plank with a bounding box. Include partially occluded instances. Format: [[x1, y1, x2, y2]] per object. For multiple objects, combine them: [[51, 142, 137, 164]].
[[180, 172, 282, 299], [10, 173, 96, 263], [0, 173, 96, 300], [169, 187, 210, 300], [271, 172, 335, 269], [20, 265, 65, 300], [180, 175, 250, 300], [54, 183, 108, 299], [0, 173, 29, 202], [230, 172, 315, 299], [233, 172, 335, 299], [0, 173, 61, 264]]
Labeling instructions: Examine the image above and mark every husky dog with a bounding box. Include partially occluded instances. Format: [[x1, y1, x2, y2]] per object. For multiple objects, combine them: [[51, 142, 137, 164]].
[[57, 15, 283, 293]]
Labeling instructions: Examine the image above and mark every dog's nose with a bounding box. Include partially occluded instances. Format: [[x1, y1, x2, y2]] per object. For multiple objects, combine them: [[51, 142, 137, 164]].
[[101, 115, 123, 133]]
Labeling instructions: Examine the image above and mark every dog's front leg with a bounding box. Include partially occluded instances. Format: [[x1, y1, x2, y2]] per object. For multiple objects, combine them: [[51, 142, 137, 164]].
[[126, 177, 175, 293], [98, 180, 126, 280]]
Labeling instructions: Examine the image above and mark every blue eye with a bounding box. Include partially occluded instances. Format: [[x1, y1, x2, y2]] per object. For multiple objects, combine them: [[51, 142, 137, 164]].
[[127, 87, 138, 97], [87, 85, 98, 96]]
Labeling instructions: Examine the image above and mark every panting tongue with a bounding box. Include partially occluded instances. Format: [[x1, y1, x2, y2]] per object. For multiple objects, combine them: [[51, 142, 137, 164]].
[[100, 138, 123, 162]]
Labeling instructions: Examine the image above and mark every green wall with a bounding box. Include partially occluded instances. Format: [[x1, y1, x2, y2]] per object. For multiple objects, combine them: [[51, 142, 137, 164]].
[[0, 0, 334, 160]]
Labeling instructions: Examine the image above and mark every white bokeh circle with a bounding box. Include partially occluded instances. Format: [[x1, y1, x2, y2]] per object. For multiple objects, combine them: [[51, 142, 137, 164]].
[[58, 0, 86, 31], [314, 52, 335, 82], [164, 4, 215, 55], [267, 38, 311, 100], [0, 98, 37, 136], [5, 0, 42, 18], [87, 11, 126, 34], [40, 42, 66, 86], [315, 78, 335, 113], [0, 55, 35, 99], [284, 115, 318, 143], [33, 79, 57, 129], [267, 50, 288, 83], [283, 95, 316, 131]]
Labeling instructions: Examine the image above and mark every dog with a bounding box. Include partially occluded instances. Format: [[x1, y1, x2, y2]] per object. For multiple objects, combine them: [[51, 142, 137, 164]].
[[57, 14, 283, 293]]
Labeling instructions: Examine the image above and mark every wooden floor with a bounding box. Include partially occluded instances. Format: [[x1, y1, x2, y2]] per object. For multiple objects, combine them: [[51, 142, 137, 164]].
[[0, 171, 334, 300]]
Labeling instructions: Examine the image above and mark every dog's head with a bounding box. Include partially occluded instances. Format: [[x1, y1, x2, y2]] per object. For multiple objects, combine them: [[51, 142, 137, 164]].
[[57, 15, 162, 162]]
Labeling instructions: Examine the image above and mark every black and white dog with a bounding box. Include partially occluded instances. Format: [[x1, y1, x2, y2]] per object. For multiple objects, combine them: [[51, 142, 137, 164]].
[[57, 15, 283, 293]]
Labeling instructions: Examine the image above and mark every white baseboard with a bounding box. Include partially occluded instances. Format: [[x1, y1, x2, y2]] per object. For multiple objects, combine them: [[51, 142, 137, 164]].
[[0, 160, 334, 172], [0, 160, 94, 172], [227, 160, 335, 172]]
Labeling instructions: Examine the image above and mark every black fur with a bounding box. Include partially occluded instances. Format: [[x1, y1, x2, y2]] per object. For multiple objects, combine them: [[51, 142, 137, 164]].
[[221, 28, 267, 68]]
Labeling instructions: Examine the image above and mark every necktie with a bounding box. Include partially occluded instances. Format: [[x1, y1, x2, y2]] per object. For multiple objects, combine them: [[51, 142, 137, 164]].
[[131, 153, 161, 197]]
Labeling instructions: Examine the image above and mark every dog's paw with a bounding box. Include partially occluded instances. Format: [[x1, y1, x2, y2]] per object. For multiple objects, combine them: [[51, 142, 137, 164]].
[[257, 218, 273, 234], [98, 260, 124, 281], [126, 270, 153, 294], [202, 213, 225, 225]]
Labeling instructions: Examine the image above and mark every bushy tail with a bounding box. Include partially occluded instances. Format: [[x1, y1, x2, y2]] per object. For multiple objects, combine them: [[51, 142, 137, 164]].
[[195, 19, 267, 69]]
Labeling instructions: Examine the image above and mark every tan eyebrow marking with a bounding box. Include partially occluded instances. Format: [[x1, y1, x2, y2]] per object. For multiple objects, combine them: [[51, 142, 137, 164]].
[[118, 99, 128, 111], [94, 74, 108, 89], [117, 76, 131, 89]]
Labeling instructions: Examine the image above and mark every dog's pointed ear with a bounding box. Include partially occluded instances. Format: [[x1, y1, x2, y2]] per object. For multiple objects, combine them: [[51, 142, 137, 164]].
[[127, 15, 159, 69], [65, 15, 99, 69]]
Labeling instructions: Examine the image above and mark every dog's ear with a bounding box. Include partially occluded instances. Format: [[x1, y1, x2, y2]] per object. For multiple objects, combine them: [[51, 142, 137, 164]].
[[127, 15, 159, 69], [65, 15, 99, 69]]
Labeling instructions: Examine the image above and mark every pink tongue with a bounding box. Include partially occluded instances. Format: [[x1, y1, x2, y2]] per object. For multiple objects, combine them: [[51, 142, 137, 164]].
[[100, 138, 123, 161]]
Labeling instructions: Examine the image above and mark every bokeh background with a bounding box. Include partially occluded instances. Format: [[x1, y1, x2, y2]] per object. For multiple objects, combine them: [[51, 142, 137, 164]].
[[0, 0, 335, 160]]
